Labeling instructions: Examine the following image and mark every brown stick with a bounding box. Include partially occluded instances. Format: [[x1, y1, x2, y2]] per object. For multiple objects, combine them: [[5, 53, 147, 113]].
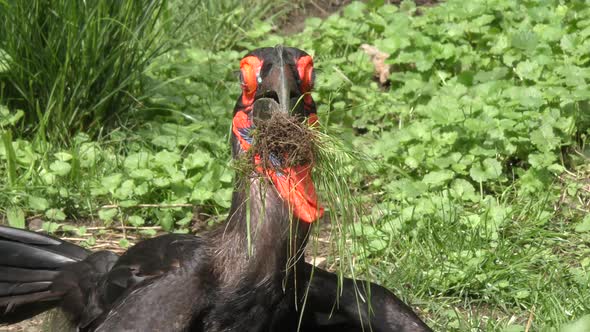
[[84, 226, 162, 230], [100, 203, 193, 209], [525, 306, 535, 332]]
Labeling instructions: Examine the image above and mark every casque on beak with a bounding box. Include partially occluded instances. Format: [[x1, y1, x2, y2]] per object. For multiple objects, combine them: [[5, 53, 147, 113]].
[[253, 46, 301, 122]]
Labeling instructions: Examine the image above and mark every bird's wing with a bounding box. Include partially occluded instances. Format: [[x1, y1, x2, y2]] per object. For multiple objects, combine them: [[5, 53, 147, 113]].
[[86, 234, 211, 331]]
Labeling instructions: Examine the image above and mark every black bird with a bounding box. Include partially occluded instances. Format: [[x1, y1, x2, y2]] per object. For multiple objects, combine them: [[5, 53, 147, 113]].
[[0, 46, 432, 332]]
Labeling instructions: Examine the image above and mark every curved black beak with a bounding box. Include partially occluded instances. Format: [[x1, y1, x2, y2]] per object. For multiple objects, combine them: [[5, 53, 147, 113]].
[[253, 45, 301, 122]]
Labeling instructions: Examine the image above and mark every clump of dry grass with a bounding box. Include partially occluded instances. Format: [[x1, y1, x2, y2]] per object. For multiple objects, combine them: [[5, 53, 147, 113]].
[[250, 112, 317, 170]]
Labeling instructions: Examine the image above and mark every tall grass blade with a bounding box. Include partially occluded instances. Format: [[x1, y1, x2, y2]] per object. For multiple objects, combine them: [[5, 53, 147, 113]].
[[1, 130, 16, 186], [0, 0, 170, 141]]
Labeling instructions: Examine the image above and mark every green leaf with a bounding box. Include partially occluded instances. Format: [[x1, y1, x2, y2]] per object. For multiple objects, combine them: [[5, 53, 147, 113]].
[[213, 188, 232, 209], [561, 314, 590, 332], [503, 325, 525, 332], [151, 135, 179, 150], [0, 107, 24, 127], [422, 170, 454, 186], [369, 238, 388, 251], [40, 169, 56, 185], [75, 226, 87, 236], [53, 152, 72, 161], [49, 160, 72, 176], [28, 196, 49, 211], [114, 180, 135, 199], [45, 208, 66, 221], [153, 177, 171, 188], [79, 143, 100, 168], [43, 222, 61, 233], [130, 169, 154, 180], [176, 212, 193, 226], [343, 1, 366, 19], [482, 158, 502, 180], [157, 210, 174, 231], [515, 60, 541, 81], [451, 179, 478, 201], [98, 209, 118, 222], [124, 152, 151, 170], [470, 159, 502, 182], [119, 238, 130, 248], [85, 236, 96, 246], [102, 173, 123, 193], [140, 229, 157, 237], [191, 187, 213, 202], [6, 207, 25, 228], [511, 30, 538, 51], [518, 87, 544, 108], [470, 163, 487, 183], [134, 183, 149, 196], [575, 215, 590, 233], [119, 200, 138, 208], [128, 215, 145, 227], [154, 150, 180, 167], [530, 124, 559, 152], [183, 152, 211, 170]]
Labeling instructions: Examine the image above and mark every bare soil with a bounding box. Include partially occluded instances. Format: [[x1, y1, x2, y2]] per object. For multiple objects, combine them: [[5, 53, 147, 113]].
[[277, 0, 354, 35], [0, 316, 44, 332], [276, 0, 442, 35]]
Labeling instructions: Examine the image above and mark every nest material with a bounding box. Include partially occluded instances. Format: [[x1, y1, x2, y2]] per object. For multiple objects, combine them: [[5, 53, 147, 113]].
[[250, 112, 317, 170]]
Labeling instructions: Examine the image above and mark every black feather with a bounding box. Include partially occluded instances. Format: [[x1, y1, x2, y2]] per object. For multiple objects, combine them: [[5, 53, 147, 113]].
[[0, 281, 52, 297], [0, 267, 59, 283], [0, 240, 77, 269], [0, 290, 62, 307], [0, 226, 62, 245], [0, 226, 89, 261]]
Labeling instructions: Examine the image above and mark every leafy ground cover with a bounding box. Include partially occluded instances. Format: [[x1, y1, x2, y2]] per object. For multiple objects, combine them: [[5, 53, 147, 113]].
[[1, 0, 590, 330]]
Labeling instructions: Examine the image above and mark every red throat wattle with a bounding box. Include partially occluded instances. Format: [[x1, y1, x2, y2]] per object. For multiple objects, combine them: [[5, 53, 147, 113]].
[[232, 111, 324, 223]]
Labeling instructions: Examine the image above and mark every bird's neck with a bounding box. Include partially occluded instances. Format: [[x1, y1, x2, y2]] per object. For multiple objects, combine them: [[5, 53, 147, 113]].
[[211, 175, 310, 287]]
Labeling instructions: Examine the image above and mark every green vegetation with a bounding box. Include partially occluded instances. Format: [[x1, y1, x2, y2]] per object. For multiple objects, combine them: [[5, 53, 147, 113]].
[[1, 0, 590, 330], [0, 0, 170, 140]]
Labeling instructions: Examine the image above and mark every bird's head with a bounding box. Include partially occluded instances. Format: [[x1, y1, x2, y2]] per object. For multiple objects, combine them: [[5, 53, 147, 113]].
[[232, 46, 323, 223]]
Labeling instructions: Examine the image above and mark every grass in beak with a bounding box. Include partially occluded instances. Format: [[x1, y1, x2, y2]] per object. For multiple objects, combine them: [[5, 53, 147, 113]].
[[251, 112, 317, 170], [307, 125, 375, 328]]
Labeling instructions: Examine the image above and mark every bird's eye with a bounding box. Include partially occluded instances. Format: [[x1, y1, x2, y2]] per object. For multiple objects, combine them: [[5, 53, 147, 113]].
[[239, 71, 245, 87], [240, 56, 262, 96], [296, 55, 314, 93]]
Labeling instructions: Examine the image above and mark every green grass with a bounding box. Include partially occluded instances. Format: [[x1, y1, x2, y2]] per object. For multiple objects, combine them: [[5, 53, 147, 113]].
[[167, 0, 291, 50], [0, 0, 170, 141], [368, 191, 590, 330], [1, 0, 590, 330]]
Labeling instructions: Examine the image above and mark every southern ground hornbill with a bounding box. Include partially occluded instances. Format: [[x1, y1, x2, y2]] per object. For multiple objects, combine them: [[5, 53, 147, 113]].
[[0, 46, 431, 331]]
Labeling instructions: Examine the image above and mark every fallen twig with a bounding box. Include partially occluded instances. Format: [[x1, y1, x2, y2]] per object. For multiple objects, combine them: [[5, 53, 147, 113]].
[[100, 203, 193, 209], [84, 226, 162, 230], [525, 306, 535, 332]]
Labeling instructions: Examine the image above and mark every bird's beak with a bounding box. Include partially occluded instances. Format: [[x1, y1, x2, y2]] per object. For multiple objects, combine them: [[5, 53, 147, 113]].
[[253, 46, 300, 123], [273, 50, 295, 115]]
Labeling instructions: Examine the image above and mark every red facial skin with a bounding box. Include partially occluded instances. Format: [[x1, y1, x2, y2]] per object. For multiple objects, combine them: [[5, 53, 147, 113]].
[[239, 56, 263, 109], [232, 53, 323, 223]]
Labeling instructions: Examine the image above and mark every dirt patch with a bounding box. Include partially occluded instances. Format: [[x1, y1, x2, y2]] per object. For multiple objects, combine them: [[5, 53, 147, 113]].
[[389, 0, 441, 5], [277, 0, 354, 35], [276, 0, 443, 35], [0, 316, 44, 332]]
